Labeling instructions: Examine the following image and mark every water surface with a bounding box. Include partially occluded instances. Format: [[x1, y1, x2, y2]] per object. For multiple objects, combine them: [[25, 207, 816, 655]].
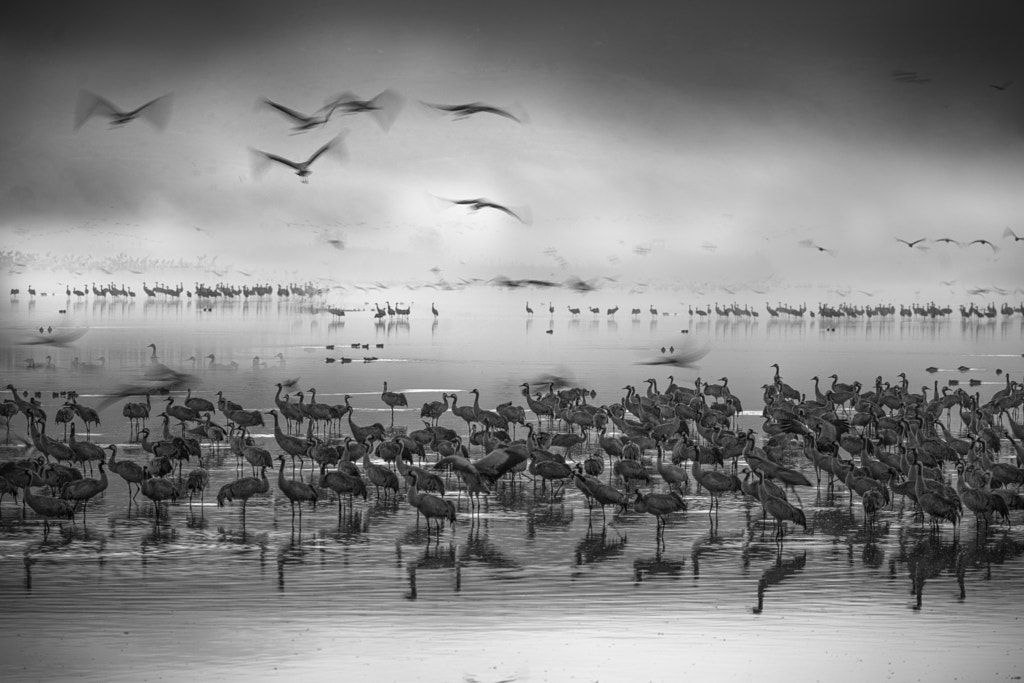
[[2, 292, 1023, 682]]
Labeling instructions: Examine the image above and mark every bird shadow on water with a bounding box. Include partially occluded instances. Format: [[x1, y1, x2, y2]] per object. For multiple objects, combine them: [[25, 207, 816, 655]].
[[844, 521, 891, 568], [690, 527, 732, 578], [525, 501, 573, 539], [140, 519, 178, 571], [897, 526, 961, 611], [952, 530, 1024, 604], [633, 547, 685, 583], [186, 512, 209, 530], [216, 525, 269, 550], [330, 509, 369, 543], [22, 525, 108, 591], [571, 527, 627, 579], [751, 547, 807, 614], [404, 541, 460, 600], [276, 537, 315, 591], [461, 518, 520, 570]]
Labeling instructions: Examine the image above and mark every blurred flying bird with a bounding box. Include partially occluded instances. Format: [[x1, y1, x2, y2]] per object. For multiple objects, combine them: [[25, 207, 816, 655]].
[[74, 91, 173, 130], [934, 238, 962, 246], [250, 136, 343, 183], [14, 327, 89, 347], [895, 237, 927, 248], [798, 239, 837, 257], [260, 98, 338, 132], [435, 196, 530, 223], [968, 239, 1000, 253], [420, 101, 526, 123], [989, 81, 1012, 91], [322, 90, 403, 132], [890, 69, 931, 85], [1003, 227, 1023, 242], [96, 364, 198, 412], [638, 342, 711, 368]]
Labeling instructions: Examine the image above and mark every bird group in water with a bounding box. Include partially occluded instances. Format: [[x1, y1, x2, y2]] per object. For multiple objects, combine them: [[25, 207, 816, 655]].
[[3, 359, 1023, 548]]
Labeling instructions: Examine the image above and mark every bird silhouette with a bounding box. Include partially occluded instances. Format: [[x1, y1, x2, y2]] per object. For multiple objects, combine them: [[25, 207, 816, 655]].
[[322, 89, 403, 132], [260, 98, 338, 132], [276, 455, 318, 524], [250, 136, 343, 183], [890, 69, 931, 85], [107, 445, 144, 503], [381, 381, 408, 428], [968, 239, 1000, 253], [420, 101, 525, 123], [633, 489, 687, 539], [216, 466, 270, 524], [407, 470, 455, 535], [59, 456, 109, 520], [22, 472, 76, 535], [436, 196, 530, 224], [896, 238, 927, 248], [798, 239, 837, 256], [74, 91, 173, 130], [989, 81, 1012, 91], [1003, 227, 1023, 242], [140, 468, 178, 518]]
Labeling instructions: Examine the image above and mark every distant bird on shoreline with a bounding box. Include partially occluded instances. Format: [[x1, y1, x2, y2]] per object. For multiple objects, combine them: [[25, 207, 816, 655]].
[[74, 91, 173, 130], [322, 90, 403, 132], [260, 98, 338, 132], [421, 101, 526, 123], [435, 196, 530, 224], [896, 237, 927, 248], [250, 136, 343, 183]]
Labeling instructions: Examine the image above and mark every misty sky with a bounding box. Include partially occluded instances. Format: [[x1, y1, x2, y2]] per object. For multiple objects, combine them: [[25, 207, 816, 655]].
[[1, 0, 1021, 297]]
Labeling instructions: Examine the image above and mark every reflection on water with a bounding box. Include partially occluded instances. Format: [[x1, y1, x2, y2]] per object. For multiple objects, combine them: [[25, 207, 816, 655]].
[[752, 549, 807, 614], [2, 296, 1023, 680]]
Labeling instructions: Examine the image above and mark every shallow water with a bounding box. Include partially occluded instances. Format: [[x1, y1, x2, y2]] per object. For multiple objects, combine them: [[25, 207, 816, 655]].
[[2, 292, 1023, 682]]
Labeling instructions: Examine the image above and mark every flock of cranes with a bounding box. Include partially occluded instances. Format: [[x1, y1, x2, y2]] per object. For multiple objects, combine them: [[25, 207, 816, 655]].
[[12, 276, 1024, 328], [3, 358, 1023, 547]]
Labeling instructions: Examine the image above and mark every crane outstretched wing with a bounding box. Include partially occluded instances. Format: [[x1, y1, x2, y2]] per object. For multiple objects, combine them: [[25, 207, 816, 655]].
[[132, 94, 173, 129], [304, 136, 342, 165], [261, 98, 312, 123], [74, 90, 118, 129]]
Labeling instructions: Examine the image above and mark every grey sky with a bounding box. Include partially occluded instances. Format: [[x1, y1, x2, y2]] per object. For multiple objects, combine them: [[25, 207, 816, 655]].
[[1, 1, 1021, 296]]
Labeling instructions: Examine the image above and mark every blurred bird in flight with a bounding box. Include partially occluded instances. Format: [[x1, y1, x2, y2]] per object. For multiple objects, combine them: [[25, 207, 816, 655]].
[[74, 91, 173, 130], [250, 136, 344, 183]]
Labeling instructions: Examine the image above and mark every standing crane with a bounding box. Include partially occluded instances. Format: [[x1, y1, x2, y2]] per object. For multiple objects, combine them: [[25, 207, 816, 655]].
[[276, 455, 318, 525], [381, 381, 408, 428], [22, 471, 76, 536], [407, 469, 456, 536], [633, 489, 687, 540], [216, 466, 270, 525], [107, 444, 145, 503]]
